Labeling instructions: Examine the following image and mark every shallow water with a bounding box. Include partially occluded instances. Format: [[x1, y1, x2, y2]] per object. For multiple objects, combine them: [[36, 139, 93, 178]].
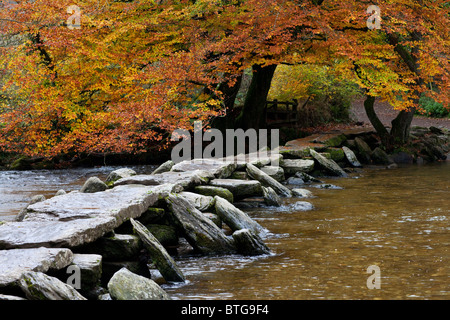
[[0, 162, 448, 299], [163, 162, 449, 300]]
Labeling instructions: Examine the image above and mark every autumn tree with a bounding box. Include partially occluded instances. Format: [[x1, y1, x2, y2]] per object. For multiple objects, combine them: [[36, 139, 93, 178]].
[[0, 0, 449, 158]]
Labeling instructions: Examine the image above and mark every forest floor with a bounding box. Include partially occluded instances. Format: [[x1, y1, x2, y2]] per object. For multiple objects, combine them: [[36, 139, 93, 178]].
[[349, 98, 450, 130], [303, 98, 450, 134]]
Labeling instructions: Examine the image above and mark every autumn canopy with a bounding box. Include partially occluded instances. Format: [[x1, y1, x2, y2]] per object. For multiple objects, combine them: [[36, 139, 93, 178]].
[[0, 0, 449, 158]]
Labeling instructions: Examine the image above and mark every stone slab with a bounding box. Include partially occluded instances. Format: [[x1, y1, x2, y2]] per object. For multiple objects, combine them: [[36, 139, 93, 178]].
[[0, 247, 73, 288]]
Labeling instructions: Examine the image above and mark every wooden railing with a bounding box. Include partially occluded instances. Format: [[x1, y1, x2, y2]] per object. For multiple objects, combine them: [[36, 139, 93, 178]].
[[265, 99, 299, 126]]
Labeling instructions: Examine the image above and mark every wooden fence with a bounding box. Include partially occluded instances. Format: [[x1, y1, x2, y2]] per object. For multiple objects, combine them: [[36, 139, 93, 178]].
[[264, 99, 300, 126]]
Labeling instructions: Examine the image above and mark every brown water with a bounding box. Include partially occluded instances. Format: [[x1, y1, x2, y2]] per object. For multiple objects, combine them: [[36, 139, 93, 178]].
[[164, 162, 449, 300]]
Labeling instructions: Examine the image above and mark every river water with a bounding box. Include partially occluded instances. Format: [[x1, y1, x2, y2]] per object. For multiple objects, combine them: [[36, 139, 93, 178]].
[[0, 162, 448, 299]]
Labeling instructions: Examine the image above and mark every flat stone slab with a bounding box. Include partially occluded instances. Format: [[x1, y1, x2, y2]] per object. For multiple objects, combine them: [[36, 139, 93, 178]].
[[24, 184, 169, 223], [217, 151, 283, 169], [114, 170, 214, 190], [0, 184, 175, 249], [209, 179, 262, 199], [280, 159, 315, 174], [171, 159, 237, 179], [0, 247, 73, 288], [0, 217, 117, 249]]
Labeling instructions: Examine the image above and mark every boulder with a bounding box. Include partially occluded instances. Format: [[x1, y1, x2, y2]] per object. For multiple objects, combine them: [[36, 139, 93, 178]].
[[342, 146, 362, 167], [259, 166, 285, 182], [280, 159, 315, 175], [354, 137, 372, 163], [144, 224, 179, 247], [131, 219, 185, 283], [165, 194, 235, 255], [209, 179, 262, 200], [324, 148, 346, 162], [291, 188, 314, 198], [229, 171, 248, 180], [371, 147, 393, 165], [261, 186, 281, 207], [107, 268, 170, 300], [193, 185, 234, 203], [309, 149, 348, 177], [78, 234, 142, 261], [55, 189, 67, 196], [18, 271, 87, 300], [70, 254, 102, 290], [0, 248, 73, 288], [15, 194, 46, 222], [232, 229, 271, 256], [105, 168, 137, 185], [179, 192, 215, 212], [102, 261, 150, 286], [214, 196, 265, 235], [171, 158, 237, 179], [152, 160, 175, 174], [138, 207, 168, 225], [285, 177, 305, 185], [202, 213, 222, 228], [80, 177, 107, 193], [294, 172, 323, 183], [246, 163, 292, 197]]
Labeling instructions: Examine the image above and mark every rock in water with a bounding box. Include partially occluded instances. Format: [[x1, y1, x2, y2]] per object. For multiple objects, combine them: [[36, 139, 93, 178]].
[[342, 146, 362, 168], [246, 163, 292, 197], [260, 166, 285, 182], [165, 194, 235, 255], [371, 147, 393, 165], [232, 229, 271, 256], [291, 188, 313, 198], [107, 268, 170, 300], [151, 160, 175, 174], [309, 149, 348, 177], [171, 158, 237, 179], [354, 137, 372, 163], [0, 248, 73, 288], [80, 177, 107, 193], [280, 159, 315, 175], [262, 186, 281, 207], [105, 168, 137, 185], [194, 185, 234, 203], [209, 179, 262, 200], [179, 192, 215, 212], [214, 196, 265, 235], [130, 219, 185, 283], [18, 271, 87, 300]]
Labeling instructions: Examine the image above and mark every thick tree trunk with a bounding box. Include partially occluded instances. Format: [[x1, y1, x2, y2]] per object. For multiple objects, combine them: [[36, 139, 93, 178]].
[[211, 74, 243, 131], [235, 64, 277, 130], [363, 95, 391, 146], [390, 108, 415, 144]]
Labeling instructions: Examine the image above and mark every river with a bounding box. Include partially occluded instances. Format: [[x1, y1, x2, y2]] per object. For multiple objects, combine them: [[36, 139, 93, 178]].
[[0, 162, 448, 299]]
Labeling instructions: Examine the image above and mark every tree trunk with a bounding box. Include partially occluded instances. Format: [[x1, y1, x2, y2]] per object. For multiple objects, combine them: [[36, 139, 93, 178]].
[[390, 108, 415, 144], [363, 95, 391, 147], [211, 74, 243, 131], [235, 64, 277, 130]]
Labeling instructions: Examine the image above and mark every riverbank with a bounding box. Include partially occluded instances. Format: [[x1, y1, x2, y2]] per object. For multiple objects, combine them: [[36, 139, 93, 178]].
[[0, 125, 448, 300]]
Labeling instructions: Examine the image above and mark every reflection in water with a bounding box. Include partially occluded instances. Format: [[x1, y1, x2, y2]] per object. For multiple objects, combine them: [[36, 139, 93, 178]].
[[0, 162, 448, 299]]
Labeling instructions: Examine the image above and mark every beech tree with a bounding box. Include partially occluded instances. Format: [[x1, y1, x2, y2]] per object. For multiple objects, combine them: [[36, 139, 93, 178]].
[[0, 0, 448, 158]]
